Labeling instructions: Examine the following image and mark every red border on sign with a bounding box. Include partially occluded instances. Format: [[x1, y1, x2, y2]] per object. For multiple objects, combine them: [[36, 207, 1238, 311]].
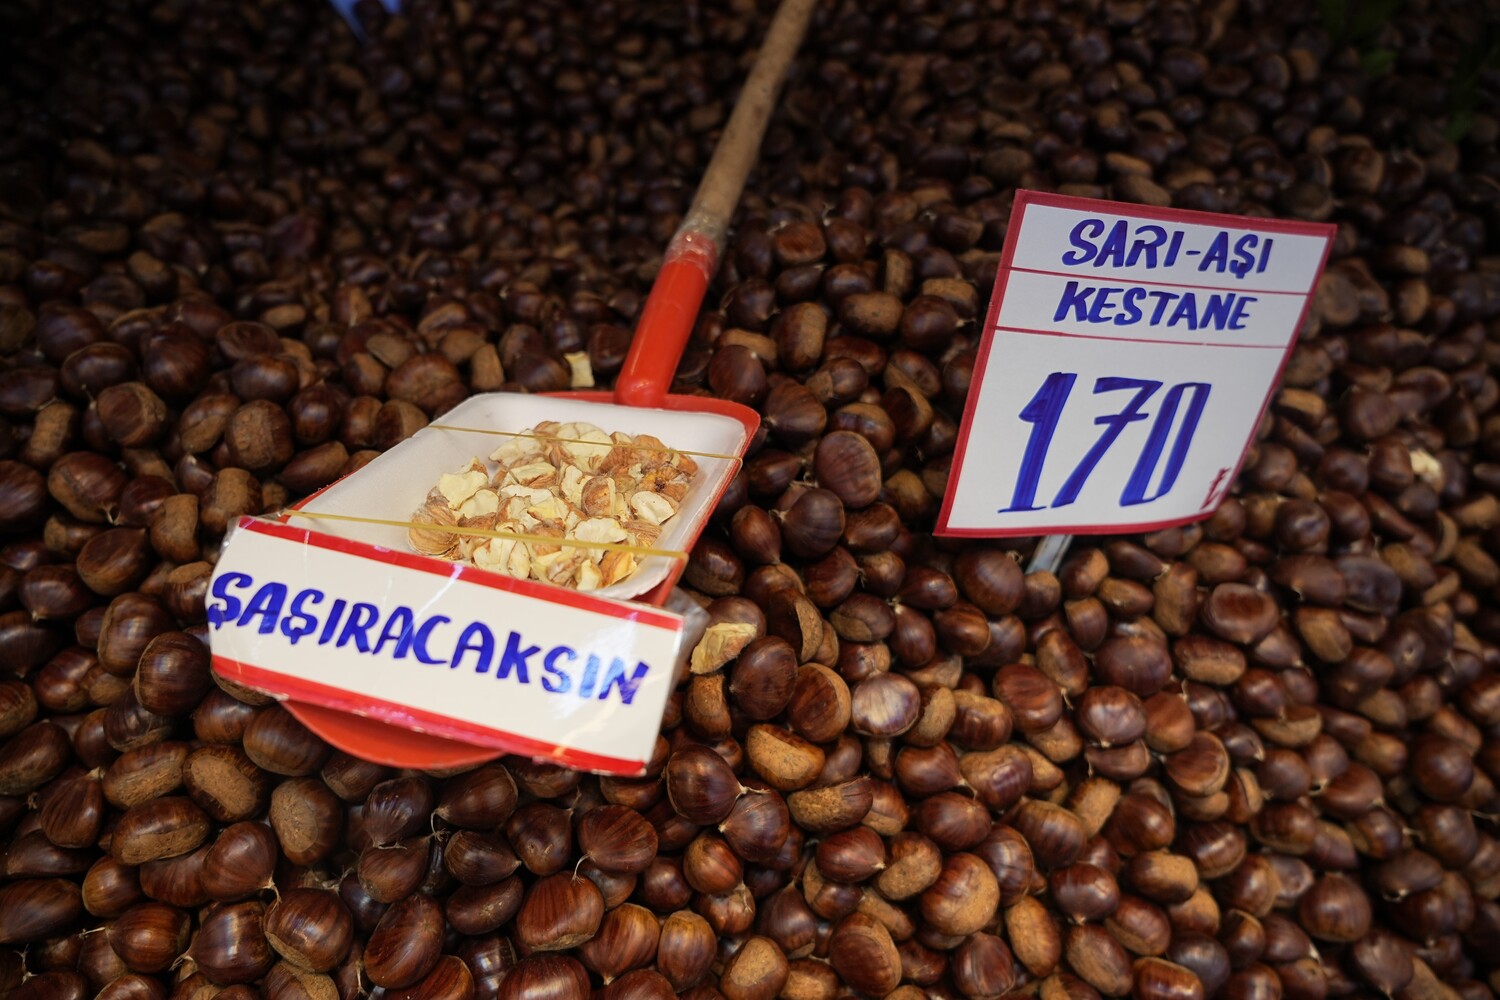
[[1006, 265, 1311, 296], [935, 190, 1336, 538], [233, 517, 684, 631], [212, 656, 645, 773], [991, 325, 1287, 350]]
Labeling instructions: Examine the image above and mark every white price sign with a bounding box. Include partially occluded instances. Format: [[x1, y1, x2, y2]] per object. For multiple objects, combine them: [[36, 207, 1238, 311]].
[[209, 518, 685, 775], [937, 191, 1335, 537]]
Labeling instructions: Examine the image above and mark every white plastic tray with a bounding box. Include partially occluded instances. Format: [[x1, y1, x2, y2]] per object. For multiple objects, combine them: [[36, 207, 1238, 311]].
[[294, 392, 751, 601]]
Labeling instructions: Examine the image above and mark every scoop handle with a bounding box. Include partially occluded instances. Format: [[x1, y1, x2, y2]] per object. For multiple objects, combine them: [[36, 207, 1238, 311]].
[[613, 0, 817, 408]]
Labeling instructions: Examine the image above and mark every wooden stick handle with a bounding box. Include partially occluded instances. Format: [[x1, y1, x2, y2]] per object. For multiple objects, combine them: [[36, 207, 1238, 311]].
[[613, 0, 817, 408], [672, 0, 818, 261]]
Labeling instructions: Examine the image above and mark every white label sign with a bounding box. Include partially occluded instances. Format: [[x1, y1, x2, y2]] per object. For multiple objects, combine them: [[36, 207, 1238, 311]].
[[208, 518, 684, 775], [936, 191, 1335, 537]]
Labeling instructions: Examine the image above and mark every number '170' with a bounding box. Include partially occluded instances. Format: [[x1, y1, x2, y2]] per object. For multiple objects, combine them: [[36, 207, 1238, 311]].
[[1002, 372, 1211, 512]]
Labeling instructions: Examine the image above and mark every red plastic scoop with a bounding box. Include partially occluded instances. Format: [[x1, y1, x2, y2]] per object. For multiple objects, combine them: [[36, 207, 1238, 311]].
[[264, 0, 820, 769]]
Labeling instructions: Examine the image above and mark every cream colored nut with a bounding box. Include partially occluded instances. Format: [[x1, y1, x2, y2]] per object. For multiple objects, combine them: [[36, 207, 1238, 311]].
[[576, 560, 602, 591], [413, 421, 694, 591], [630, 491, 676, 525], [690, 622, 759, 674], [530, 549, 571, 584], [511, 461, 558, 488], [635, 434, 668, 467], [624, 520, 661, 546], [459, 512, 500, 558], [490, 437, 540, 467], [563, 428, 614, 469], [565, 352, 595, 389], [474, 536, 531, 578], [1411, 448, 1443, 487], [600, 445, 634, 475], [640, 465, 683, 493], [438, 467, 489, 507], [528, 523, 564, 556], [552, 556, 586, 586], [527, 497, 570, 522], [572, 517, 628, 545], [599, 549, 638, 586], [560, 464, 587, 506], [500, 484, 554, 505], [408, 504, 459, 556], [471, 537, 509, 573], [459, 489, 500, 520], [505, 542, 531, 578]]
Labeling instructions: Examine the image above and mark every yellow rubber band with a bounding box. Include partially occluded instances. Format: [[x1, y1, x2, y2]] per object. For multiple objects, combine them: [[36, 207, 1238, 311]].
[[425, 424, 743, 464], [282, 508, 688, 560]]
